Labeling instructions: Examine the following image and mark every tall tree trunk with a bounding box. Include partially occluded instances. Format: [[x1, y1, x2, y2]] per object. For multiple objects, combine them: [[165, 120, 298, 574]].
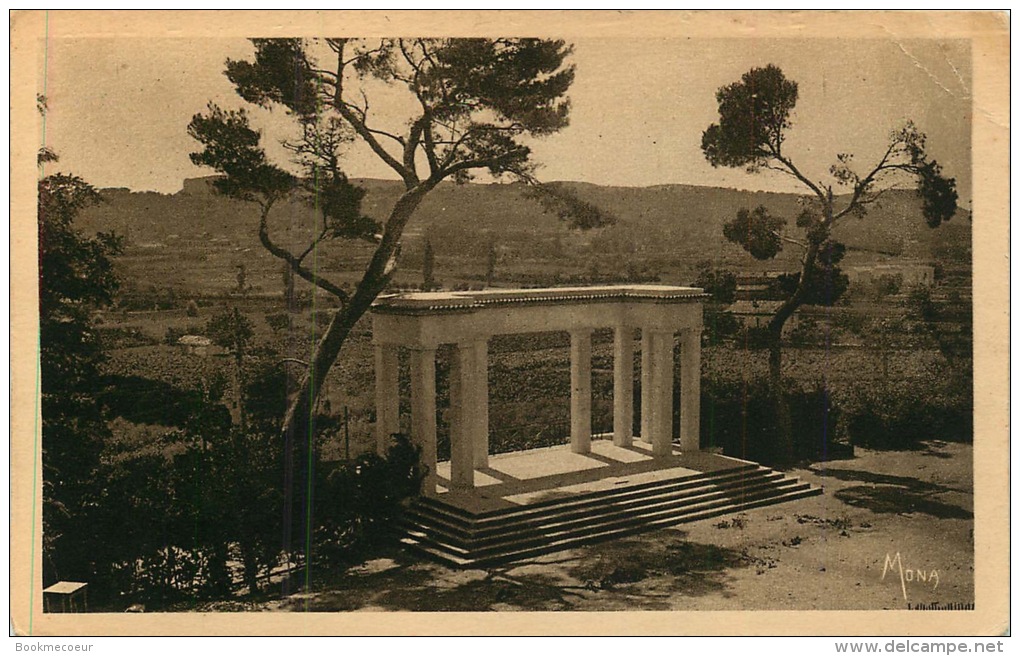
[[765, 241, 821, 466], [277, 183, 432, 583], [767, 329, 794, 465]]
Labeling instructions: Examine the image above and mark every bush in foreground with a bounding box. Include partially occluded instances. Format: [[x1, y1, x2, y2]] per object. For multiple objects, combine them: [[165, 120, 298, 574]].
[[700, 377, 842, 466]]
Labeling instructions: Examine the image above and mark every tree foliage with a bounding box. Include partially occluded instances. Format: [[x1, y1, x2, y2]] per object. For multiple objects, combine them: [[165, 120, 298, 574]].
[[38, 171, 122, 585], [524, 182, 616, 230], [187, 37, 583, 419], [722, 206, 786, 260], [775, 241, 850, 306], [704, 66, 958, 230], [206, 307, 254, 362], [702, 65, 799, 172], [694, 263, 737, 304]]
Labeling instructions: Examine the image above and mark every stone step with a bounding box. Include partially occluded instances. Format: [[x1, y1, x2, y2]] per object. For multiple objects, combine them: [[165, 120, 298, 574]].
[[405, 470, 790, 544], [402, 484, 821, 568], [399, 467, 821, 567], [421, 459, 762, 520], [403, 477, 808, 556], [412, 463, 769, 529]]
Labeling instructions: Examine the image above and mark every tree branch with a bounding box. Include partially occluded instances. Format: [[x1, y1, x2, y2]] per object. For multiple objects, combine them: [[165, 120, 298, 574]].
[[775, 231, 809, 250], [333, 42, 413, 185], [421, 118, 440, 177], [258, 204, 349, 303], [772, 150, 826, 202], [403, 116, 425, 181], [440, 148, 528, 179], [832, 156, 917, 223], [295, 224, 329, 263]]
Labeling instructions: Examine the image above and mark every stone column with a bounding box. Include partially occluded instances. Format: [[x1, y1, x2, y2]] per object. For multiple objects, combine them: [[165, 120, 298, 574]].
[[409, 347, 438, 495], [570, 329, 593, 454], [651, 331, 675, 457], [679, 328, 702, 452], [449, 343, 476, 491], [374, 344, 400, 456], [613, 326, 635, 447], [473, 338, 490, 468], [640, 329, 654, 444]]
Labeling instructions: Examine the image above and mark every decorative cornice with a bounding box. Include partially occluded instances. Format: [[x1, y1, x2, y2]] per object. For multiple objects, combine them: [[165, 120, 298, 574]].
[[372, 285, 709, 316]]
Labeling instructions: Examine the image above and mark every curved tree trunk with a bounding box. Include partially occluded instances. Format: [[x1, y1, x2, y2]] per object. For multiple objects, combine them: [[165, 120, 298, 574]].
[[277, 182, 433, 581]]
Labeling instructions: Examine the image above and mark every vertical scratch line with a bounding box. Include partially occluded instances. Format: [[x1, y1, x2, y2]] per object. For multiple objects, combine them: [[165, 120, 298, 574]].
[[30, 10, 52, 636]]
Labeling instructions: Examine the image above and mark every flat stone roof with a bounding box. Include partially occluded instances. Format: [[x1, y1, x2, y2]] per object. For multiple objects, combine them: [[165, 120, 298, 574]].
[[372, 284, 707, 315]]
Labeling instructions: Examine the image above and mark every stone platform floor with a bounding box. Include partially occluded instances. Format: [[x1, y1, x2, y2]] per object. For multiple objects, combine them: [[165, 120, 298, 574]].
[[432, 439, 756, 514]]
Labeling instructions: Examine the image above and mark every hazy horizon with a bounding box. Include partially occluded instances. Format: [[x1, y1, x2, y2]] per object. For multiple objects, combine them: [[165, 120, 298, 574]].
[[108, 172, 938, 202]]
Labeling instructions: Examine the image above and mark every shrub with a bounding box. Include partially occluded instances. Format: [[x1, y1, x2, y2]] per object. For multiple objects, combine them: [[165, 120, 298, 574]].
[[113, 546, 227, 608], [832, 309, 867, 337], [841, 385, 972, 449], [165, 326, 186, 345], [94, 423, 283, 608], [872, 273, 903, 299], [700, 377, 842, 465], [734, 325, 773, 350], [314, 434, 423, 565], [787, 316, 823, 347], [265, 311, 291, 333], [695, 265, 737, 304], [703, 307, 740, 345], [100, 374, 232, 430], [96, 326, 160, 349], [186, 300, 200, 317]]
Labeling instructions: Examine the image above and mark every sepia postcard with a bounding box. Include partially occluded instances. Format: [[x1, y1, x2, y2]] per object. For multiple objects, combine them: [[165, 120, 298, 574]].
[[9, 10, 1009, 636]]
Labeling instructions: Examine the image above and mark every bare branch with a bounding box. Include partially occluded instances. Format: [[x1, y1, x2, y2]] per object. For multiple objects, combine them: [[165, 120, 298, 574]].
[[333, 40, 412, 184], [363, 125, 406, 147], [258, 205, 349, 302], [766, 144, 826, 202], [295, 223, 330, 264], [833, 159, 917, 222], [775, 231, 809, 250]]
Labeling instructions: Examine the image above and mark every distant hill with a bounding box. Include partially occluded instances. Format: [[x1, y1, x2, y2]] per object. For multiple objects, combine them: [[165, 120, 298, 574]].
[[77, 176, 971, 295]]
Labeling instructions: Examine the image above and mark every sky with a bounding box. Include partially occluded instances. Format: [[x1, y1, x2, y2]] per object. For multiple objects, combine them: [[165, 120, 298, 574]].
[[39, 36, 972, 201]]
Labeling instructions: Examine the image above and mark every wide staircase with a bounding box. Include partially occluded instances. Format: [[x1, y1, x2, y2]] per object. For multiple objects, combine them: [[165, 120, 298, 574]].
[[399, 461, 820, 567]]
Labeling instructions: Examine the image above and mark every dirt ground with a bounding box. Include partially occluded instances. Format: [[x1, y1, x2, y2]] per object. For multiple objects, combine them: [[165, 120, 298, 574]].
[[254, 440, 973, 612]]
